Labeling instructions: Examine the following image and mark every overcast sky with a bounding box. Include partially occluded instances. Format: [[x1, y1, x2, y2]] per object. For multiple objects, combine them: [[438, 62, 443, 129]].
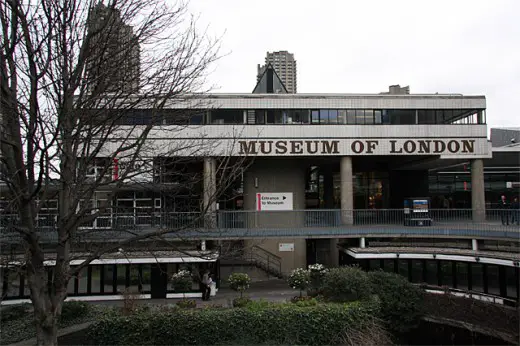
[[187, 0, 520, 130]]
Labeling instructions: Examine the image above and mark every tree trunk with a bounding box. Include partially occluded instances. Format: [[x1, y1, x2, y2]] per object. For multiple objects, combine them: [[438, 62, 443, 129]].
[[35, 317, 58, 346]]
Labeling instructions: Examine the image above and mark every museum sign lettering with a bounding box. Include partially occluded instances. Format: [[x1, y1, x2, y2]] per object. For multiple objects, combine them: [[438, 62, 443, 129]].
[[238, 139, 478, 156]]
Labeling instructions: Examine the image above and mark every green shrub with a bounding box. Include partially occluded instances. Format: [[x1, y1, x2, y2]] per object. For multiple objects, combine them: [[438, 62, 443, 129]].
[[88, 300, 380, 345], [287, 268, 310, 297], [1, 303, 31, 322], [293, 297, 318, 307], [232, 296, 252, 308], [307, 263, 328, 296], [367, 270, 424, 333], [176, 299, 196, 309], [321, 266, 372, 302], [171, 270, 193, 293], [60, 301, 90, 322], [227, 273, 251, 297], [243, 298, 270, 311]]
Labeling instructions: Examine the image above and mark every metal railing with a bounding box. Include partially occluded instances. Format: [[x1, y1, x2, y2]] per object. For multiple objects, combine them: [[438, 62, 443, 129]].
[[1, 209, 519, 241]]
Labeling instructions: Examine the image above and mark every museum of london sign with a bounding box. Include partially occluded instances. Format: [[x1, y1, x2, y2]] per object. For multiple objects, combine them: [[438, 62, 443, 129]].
[[238, 139, 485, 156]]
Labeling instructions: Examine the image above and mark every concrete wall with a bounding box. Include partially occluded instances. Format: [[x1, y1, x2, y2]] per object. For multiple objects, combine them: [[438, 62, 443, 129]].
[[243, 158, 307, 274], [246, 238, 307, 276]]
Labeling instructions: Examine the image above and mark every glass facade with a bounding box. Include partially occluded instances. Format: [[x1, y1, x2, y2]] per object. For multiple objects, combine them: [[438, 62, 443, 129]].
[[114, 108, 485, 126]]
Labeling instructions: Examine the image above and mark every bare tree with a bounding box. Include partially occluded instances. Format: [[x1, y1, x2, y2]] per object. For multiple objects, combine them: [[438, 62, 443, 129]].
[[0, 0, 241, 344]]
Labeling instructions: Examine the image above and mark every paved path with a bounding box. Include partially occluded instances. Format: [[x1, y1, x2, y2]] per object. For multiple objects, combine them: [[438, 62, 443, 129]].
[[90, 279, 297, 308]]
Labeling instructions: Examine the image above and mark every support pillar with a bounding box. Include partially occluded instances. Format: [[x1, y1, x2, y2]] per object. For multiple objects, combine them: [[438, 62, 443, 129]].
[[472, 239, 478, 251], [340, 156, 354, 225], [360, 237, 366, 249], [471, 159, 485, 222], [329, 239, 339, 267], [203, 157, 217, 228]]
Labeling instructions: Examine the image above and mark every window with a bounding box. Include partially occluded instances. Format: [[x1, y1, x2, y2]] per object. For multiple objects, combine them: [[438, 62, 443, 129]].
[[425, 260, 438, 285], [78, 267, 88, 294], [369, 259, 380, 270], [440, 261, 453, 287], [487, 265, 500, 295], [141, 265, 151, 293], [505, 267, 518, 298], [91, 265, 101, 293], [103, 265, 115, 294], [117, 264, 127, 292], [456, 262, 469, 290], [471, 263, 484, 292], [364, 110, 374, 125], [329, 110, 338, 124], [346, 110, 356, 124], [311, 110, 320, 124], [355, 110, 365, 124], [255, 110, 265, 124], [210, 109, 243, 124], [398, 260, 409, 280], [319, 110, 329, 124], [411, 260, 423, 283], [374, 110, 382, 124], [338, 110, 347, 124]]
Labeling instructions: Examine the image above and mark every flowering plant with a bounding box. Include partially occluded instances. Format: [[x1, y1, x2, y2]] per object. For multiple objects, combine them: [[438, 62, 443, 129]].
[[287, 268, 310, 297], [308, 263, 328, 296], [171, 270, 192, 292], [227, 273, 251, 297]]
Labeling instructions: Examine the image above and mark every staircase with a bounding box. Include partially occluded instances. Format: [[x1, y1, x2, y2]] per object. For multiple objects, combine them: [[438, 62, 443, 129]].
[[244, 246, 284, 279], [219, 243, 284, 280]]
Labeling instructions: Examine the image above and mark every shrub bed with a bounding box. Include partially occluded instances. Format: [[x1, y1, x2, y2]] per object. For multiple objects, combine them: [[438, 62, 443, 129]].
[[367, 271, 424, 334], [321, 266, 372, 302], [88, 300, 380, 345], [0, 301, 95, 345]]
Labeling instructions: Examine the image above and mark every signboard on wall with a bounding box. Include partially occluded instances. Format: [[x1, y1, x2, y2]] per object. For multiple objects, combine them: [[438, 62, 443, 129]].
[[256, 193, 293, 211], [279, 243, 294, 252]]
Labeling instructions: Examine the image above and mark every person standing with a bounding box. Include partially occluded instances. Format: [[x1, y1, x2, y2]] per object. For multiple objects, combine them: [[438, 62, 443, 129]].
[[499, 195, 510, 225], [511, 197, 520, 226], [201, 270, 211, 301]]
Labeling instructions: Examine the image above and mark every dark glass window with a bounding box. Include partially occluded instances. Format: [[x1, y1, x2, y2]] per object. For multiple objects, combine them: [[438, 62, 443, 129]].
[[210, 109, 242, 124], [411, 260, 423, 283], [103, 265, 115, 294], [425, 260, 438, 285], [311, 110, 320, 124], [369, 259, 380, 270], [487, 265, 500, 295], [129, 265, 140, 293], [398, 260, 409, 279], [255, 110, 265, 124], [456, 262, 469, 290], [471, 263, 484, 292], [319, 110, 329, 124], [117, 264, 127, 291], [91, 265, 101, 293], [141, 265, 151, 293], [295, 110, 310, 124], [6, 271, 21, 297], [328, 110, 338, 124], [78, 267, 88, 294], [383, 259, 395, 273], [440, 261, 453, 287], [505, 267, 518, 298]]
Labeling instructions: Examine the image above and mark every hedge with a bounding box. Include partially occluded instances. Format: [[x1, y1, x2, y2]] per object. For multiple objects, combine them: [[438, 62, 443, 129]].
[[88, 299, 380, 345], [367, 270, 424, 334]]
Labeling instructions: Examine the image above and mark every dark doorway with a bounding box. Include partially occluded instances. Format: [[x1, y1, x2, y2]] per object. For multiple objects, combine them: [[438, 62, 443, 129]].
[[150, 263, 168, 299], [306, 239, 317, 266]]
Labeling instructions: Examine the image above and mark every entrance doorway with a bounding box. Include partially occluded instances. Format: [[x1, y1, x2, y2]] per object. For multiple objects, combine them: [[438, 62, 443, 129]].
[[150, 263, 168, 298]]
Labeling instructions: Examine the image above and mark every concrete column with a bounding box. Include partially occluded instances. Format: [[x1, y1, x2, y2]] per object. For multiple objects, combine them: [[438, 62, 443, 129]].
[[360, 237, 366, 248], [203, 157, 217, 228], [340, 156, 354, 225], [471, 159, 485, 222], [329, 239, 339, 267], [472, 239, 478, 251]]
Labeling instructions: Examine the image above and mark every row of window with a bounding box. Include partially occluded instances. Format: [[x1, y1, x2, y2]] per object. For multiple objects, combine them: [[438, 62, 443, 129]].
[[109, 108, 485, 126], [350, 258, 519, 300], [1, 263, 204, 299]]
